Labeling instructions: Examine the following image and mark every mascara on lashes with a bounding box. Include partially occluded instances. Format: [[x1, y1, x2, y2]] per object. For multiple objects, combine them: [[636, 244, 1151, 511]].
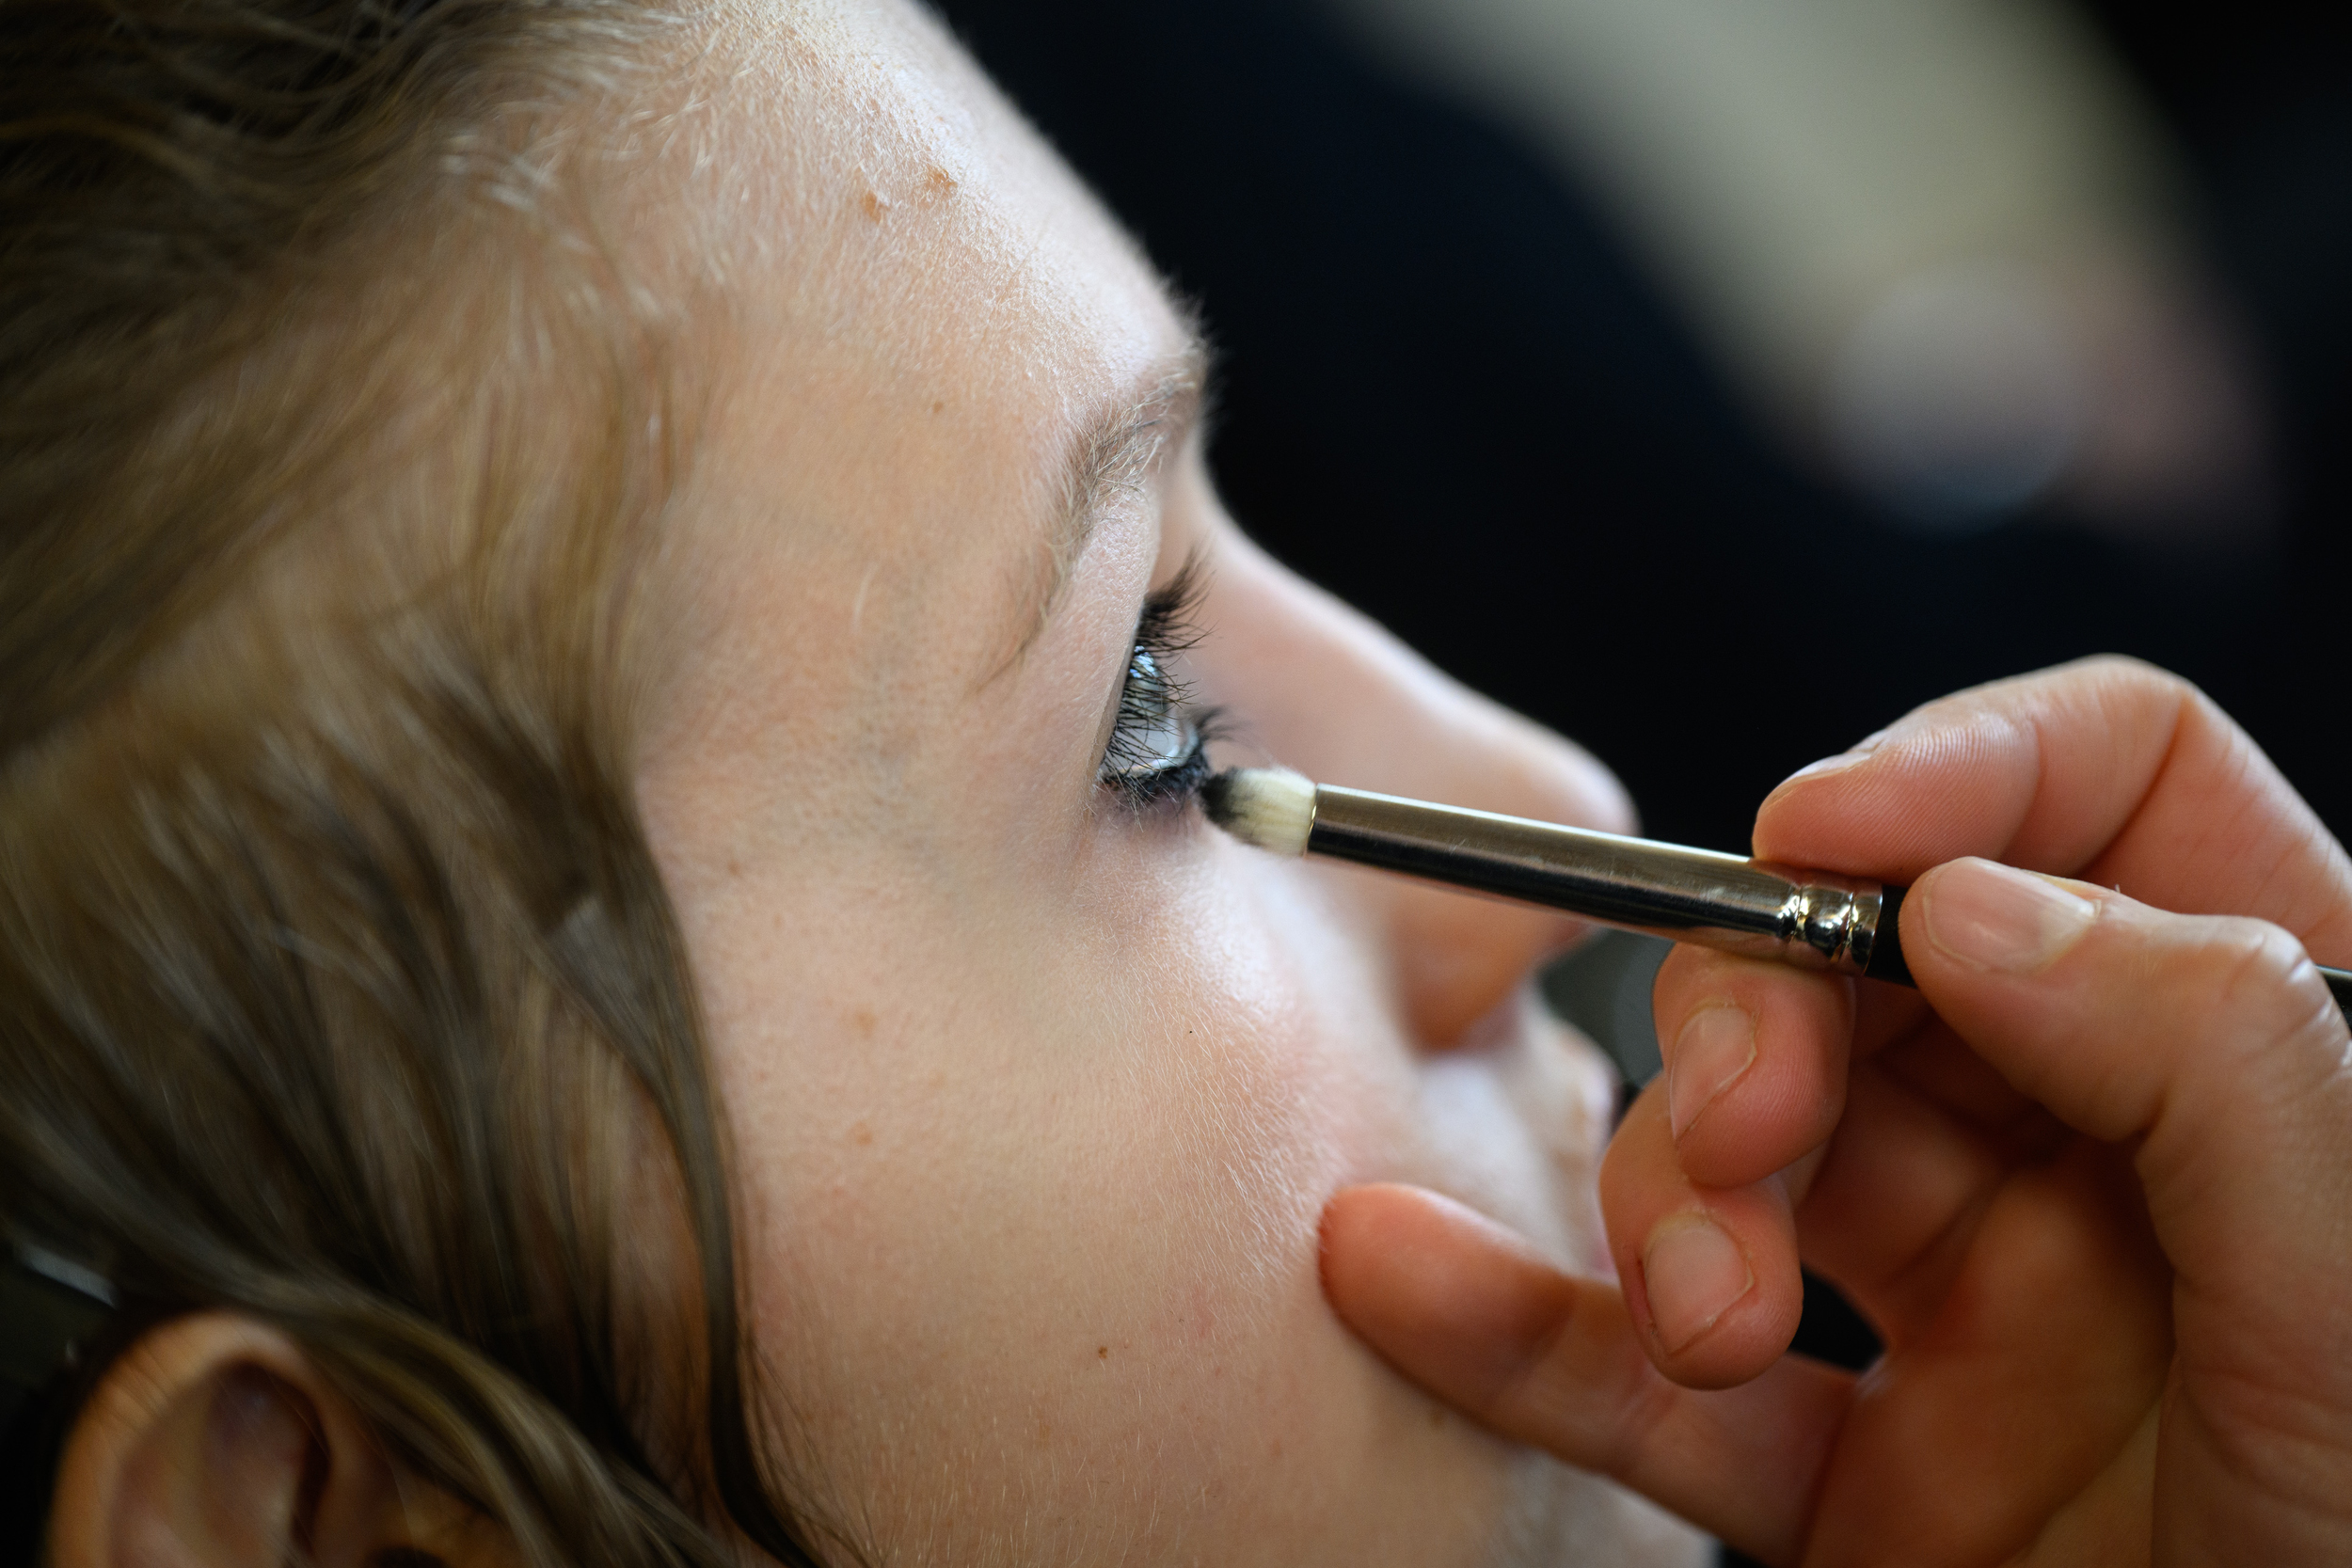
[[1098, 564, 1219, 807]]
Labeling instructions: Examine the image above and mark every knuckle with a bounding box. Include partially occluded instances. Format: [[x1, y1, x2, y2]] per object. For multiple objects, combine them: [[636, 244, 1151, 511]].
[[2089, 651, 2178, 687], [2046, 653, 2200, 731], [1652, 941, 1735, 996], [2211, 920, 2309, 1006], [2064, 652, 2196, 706], [2181, 918, 2339, 1057]]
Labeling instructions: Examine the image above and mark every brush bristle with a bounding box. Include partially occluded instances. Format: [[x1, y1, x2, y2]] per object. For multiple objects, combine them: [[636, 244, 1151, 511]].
[[1200, 766, 1316, 855]]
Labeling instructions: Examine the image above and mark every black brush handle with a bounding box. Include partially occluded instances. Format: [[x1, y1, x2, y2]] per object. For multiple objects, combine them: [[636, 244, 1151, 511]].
[[2329, 968, 2352, 1018], [1861, 882, 1912, 987]]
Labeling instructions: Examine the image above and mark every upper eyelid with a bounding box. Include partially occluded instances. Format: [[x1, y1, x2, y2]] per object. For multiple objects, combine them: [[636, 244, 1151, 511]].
[[1133, 548, 1212, 652], [995, 340, 1213, 678]]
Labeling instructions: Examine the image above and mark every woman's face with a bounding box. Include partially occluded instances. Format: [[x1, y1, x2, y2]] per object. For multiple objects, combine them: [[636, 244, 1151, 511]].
[[633, 3, 1698, 1561]]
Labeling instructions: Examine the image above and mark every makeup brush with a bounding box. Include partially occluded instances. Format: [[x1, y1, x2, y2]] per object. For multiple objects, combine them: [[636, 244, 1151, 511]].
[[1202, 767, 2352, 1015]]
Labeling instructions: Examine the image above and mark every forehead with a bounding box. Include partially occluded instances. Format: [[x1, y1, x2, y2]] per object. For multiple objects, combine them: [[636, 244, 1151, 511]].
[[637, 0, 1184, 784], [690, 0, 1180, 428]]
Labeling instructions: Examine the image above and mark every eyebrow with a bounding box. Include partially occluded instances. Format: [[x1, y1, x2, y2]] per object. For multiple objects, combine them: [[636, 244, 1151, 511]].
[[998, 332, 1213, 666]]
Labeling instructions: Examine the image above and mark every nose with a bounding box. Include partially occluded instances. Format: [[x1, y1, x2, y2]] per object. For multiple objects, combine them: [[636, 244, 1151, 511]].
[[1199, 531, 1634, 1047]]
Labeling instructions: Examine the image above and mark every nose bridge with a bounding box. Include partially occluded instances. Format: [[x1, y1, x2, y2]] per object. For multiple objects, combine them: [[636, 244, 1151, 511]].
[[1203, 533, 1629, 1049]]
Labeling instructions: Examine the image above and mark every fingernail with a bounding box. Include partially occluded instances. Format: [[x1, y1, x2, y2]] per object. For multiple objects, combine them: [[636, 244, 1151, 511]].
[[1642, 1214, 1753, 1354], [1667, 1005, 1756, 1140], [1923, 858, 2097, 974], [1776, 727, 1894, 787]]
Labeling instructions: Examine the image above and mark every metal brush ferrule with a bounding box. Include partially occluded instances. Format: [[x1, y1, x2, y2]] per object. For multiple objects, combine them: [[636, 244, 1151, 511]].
[[1307, 784, 1892, 978], [1750, 867, 1890, 974]]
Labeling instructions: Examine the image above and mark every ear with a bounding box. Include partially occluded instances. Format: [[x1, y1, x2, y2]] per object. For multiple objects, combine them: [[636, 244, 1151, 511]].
[[47, 1313, 490, 1568]]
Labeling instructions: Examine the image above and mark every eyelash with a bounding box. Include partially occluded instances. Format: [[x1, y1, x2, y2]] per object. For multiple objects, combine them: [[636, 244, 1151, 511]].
[[1099, 558, 1223, 810]]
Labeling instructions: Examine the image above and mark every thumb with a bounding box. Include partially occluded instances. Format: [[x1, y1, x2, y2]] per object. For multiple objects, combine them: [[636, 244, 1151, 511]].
[[1319, 1183, 1851, 1562], [1902, 857, 2352, 1558]]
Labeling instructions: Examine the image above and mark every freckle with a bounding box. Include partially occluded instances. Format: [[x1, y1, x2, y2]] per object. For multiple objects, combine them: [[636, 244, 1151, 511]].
[[1096, 1346, 1108, 1361], [850, 1006, 877, 1037], [725, 857, 743, 877], [860, 188, 889, 221], [1036, 1419, 1052, 1443], [930, 400, 945, 415], [850, 1120, 873, 1147], [925, 164, 956, 196]]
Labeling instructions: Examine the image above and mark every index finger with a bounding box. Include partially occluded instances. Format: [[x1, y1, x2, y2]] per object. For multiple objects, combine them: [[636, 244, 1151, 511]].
[[1755, 657, 2352, 961]]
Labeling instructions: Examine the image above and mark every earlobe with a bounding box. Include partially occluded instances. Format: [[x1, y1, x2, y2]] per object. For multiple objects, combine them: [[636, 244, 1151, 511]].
[[45, 1314, 439, 1568]]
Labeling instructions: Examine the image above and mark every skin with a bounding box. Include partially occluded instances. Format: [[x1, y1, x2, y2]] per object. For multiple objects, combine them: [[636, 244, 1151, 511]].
[[48, 4, 2351, 1565], [48, 4, 1699, 1562], [1324, 657, 2352, 1565], [626, 2, 1698, 1563], [59, 8, 1693, 1560]]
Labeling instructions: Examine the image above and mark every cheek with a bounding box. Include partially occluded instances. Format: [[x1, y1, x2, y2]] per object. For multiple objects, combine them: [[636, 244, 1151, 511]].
[[1411, 995, 1621, 1278], [1123, 853, 1405, 1259], [702, 835, 1502, 1560]]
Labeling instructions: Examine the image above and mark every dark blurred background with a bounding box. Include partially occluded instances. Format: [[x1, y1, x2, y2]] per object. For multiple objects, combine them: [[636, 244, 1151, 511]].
[[926, 2, 2350, 1555]]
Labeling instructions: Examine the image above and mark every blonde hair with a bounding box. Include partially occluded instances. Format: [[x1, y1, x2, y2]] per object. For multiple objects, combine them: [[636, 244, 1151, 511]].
[[0, 0, 829, 1560]]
